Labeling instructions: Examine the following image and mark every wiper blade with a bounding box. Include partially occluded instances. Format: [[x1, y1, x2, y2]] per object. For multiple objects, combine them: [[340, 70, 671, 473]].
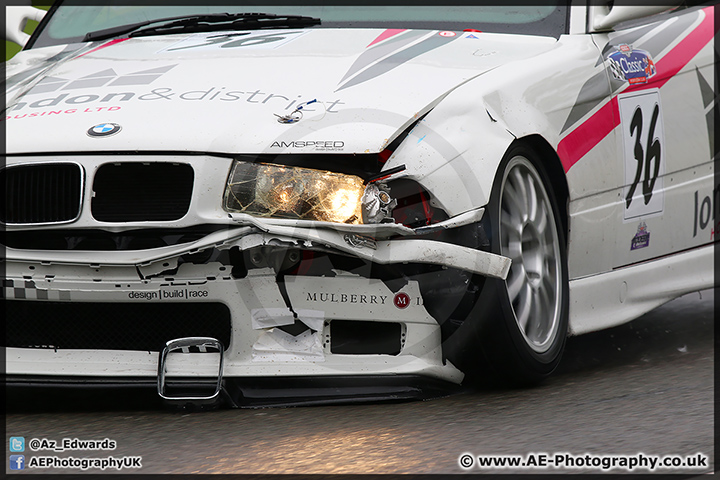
[[132, 13, 321, 38], [83, 14, 233, 42], [83, 12, 320, 42]]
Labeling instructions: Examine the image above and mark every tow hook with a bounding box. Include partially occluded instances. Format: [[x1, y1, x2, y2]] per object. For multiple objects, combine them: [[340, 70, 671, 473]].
[[157, 337, 225, 407]]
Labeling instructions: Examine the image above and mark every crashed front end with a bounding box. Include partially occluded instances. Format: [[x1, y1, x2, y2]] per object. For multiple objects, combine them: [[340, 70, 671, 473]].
[[3, 148, 509, 407]]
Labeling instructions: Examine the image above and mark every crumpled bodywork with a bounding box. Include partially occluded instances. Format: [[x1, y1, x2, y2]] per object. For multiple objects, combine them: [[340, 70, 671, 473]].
[[2, 26, 575, 405], [3, 148, 510, 405], [5, 3, 715, 406]]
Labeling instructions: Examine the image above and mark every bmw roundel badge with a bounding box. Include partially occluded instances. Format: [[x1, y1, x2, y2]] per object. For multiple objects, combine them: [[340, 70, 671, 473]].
[[87, 123, 122, 137]]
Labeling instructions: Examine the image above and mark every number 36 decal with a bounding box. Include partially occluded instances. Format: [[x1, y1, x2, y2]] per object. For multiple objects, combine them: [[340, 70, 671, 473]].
[[619, 90, 665, 220]]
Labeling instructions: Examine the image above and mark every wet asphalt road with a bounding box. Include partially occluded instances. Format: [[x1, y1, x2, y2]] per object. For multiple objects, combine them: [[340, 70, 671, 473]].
[[5, 289, 714, 474]]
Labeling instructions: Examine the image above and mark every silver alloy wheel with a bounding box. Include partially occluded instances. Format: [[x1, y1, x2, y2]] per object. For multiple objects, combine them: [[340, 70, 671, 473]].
[[499, 156, 562, 353]]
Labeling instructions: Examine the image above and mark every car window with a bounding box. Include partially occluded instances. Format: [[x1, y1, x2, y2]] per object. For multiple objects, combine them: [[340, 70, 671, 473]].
[[28, 2, 569, 48]]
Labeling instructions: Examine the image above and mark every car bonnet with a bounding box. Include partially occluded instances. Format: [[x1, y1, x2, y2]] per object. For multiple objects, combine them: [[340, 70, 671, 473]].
[[5, 28, 557, 155]]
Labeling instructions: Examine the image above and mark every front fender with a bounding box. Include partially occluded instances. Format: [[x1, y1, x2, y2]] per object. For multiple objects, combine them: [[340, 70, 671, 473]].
[[383, 80, 516, 217], [382, 34, 606, 217]]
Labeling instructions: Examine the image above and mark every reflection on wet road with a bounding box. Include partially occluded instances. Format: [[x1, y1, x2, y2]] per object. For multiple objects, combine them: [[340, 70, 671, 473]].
[[6, 290, 714, 474]]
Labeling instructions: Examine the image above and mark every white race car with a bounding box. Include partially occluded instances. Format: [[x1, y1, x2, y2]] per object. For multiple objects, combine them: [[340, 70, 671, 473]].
[[3, 2, 715, 407]]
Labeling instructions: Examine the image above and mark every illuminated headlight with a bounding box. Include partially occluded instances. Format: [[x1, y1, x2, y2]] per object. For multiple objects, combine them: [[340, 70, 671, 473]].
[[224, 161, 366, 224]]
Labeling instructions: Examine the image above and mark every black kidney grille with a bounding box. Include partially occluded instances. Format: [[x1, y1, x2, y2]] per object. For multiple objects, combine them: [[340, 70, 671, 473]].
[[92, 163, 194, 222], [1, 163, 82, 224], [5, 301, 232, 352]]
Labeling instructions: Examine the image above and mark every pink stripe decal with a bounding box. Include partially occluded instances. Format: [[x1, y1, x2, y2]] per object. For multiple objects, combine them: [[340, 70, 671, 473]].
[[76, 38, 130, 58], [557, 97, 620, 172], [625, 5, 714, 94], [367, 29, 406, 47], [558, 6, 714, 172]]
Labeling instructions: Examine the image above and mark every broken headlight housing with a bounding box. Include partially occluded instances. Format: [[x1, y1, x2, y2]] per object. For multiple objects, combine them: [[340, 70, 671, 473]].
[[224, 161, 366, 224]]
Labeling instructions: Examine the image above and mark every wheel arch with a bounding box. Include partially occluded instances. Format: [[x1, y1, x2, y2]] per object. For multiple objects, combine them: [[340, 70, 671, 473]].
[[512, 134, 570, 247]]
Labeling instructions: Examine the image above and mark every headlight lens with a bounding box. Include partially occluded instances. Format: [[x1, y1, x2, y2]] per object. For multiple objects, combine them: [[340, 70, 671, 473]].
[[224, 161, 365, 224]]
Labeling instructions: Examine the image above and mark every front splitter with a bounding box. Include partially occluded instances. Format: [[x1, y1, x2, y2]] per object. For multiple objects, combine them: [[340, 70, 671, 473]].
[[5, 374, 463, 409]]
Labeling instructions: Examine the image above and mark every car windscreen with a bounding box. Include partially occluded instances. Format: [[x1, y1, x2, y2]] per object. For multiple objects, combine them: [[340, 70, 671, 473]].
[[28, 2, 569, 49]]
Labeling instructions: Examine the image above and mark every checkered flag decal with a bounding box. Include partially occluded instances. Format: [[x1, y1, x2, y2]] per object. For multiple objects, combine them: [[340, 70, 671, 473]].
[[2, 279, 71, 300]]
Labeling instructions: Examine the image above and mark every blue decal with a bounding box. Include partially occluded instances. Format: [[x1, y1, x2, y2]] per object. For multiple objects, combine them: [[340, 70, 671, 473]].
[[608, 44, 656, 85], [631, 221, 650, 250]]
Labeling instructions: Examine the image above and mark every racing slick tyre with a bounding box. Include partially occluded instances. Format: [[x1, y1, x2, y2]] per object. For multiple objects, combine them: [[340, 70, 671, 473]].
[[478, 145, 569, 385]]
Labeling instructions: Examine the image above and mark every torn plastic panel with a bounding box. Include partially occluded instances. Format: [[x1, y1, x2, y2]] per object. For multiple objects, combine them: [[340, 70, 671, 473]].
[[5, 210, 492, 398], [2, 225, 231, 251], [4, 134, 507, 379], [5, 209, 507, 279]]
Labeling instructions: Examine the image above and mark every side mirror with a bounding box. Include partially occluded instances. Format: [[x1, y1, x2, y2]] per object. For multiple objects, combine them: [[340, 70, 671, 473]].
[[589, 4, 678, 32], [5, 6, 46, 48]]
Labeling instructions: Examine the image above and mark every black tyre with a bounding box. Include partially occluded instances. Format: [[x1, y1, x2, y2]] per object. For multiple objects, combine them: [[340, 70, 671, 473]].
[[480, 145, 569, 384]]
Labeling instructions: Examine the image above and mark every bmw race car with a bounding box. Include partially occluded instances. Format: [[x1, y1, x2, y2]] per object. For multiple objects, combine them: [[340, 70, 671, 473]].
[[3, 2, 715, 407]]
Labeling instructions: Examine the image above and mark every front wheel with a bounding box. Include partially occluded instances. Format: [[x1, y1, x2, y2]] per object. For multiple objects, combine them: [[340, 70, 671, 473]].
[[480, 146, 569, 384]]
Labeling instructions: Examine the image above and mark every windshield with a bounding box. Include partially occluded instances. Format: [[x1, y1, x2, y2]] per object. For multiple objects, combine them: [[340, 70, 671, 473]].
[[29, 2, 569, 48]]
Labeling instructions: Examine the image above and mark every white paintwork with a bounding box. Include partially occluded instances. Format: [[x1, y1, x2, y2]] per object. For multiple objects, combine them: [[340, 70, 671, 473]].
[[569, 244, 713, 335], [6, 30, 558, 156], [589, 5, 678, 32], [5, 260, 464, 384], [4, 4, 715, 385]]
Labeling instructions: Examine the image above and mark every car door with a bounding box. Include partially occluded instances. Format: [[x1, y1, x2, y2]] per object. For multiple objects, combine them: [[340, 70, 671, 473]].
[[594, 4, 715, 268]]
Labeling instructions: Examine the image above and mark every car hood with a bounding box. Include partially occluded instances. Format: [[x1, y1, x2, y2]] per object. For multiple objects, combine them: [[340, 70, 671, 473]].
[[6, 29, 557, 155]]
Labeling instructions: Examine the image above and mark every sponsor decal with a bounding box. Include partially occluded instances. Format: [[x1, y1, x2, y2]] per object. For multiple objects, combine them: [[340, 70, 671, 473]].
[[21, 65, 177, 95], [305, 291, 424, 307], [693, 186, 720, 240], [270, 140, 345, 151], [630, 221, 650, 250], [5, 86, 344, 120], [306, 292, 387, 305], [607, 44, 657, 85], [6, 106, 122, 121], [439, 31, 457, 37], [127, 289, 209, 300], [87, 123, 121, 137], [551, 7, 713, 172], [393, 292, 410, 309], [3, 65, 345, 120]]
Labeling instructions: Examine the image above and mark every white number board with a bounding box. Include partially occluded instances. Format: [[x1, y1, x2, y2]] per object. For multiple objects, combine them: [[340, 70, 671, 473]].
[[619, 90, 665, 221]]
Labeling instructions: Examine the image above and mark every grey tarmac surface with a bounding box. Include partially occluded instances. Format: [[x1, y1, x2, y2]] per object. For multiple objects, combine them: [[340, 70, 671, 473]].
[[5, 289, 714, 474]]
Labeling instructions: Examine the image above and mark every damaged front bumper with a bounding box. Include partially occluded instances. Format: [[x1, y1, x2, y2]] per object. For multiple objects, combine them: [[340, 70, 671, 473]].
[[4, 211, 510, 406]]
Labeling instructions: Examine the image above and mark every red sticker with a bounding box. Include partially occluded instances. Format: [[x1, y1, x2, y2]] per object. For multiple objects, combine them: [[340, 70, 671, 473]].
[[393, 293, 410, 309], [438, 31, 457, 37]]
